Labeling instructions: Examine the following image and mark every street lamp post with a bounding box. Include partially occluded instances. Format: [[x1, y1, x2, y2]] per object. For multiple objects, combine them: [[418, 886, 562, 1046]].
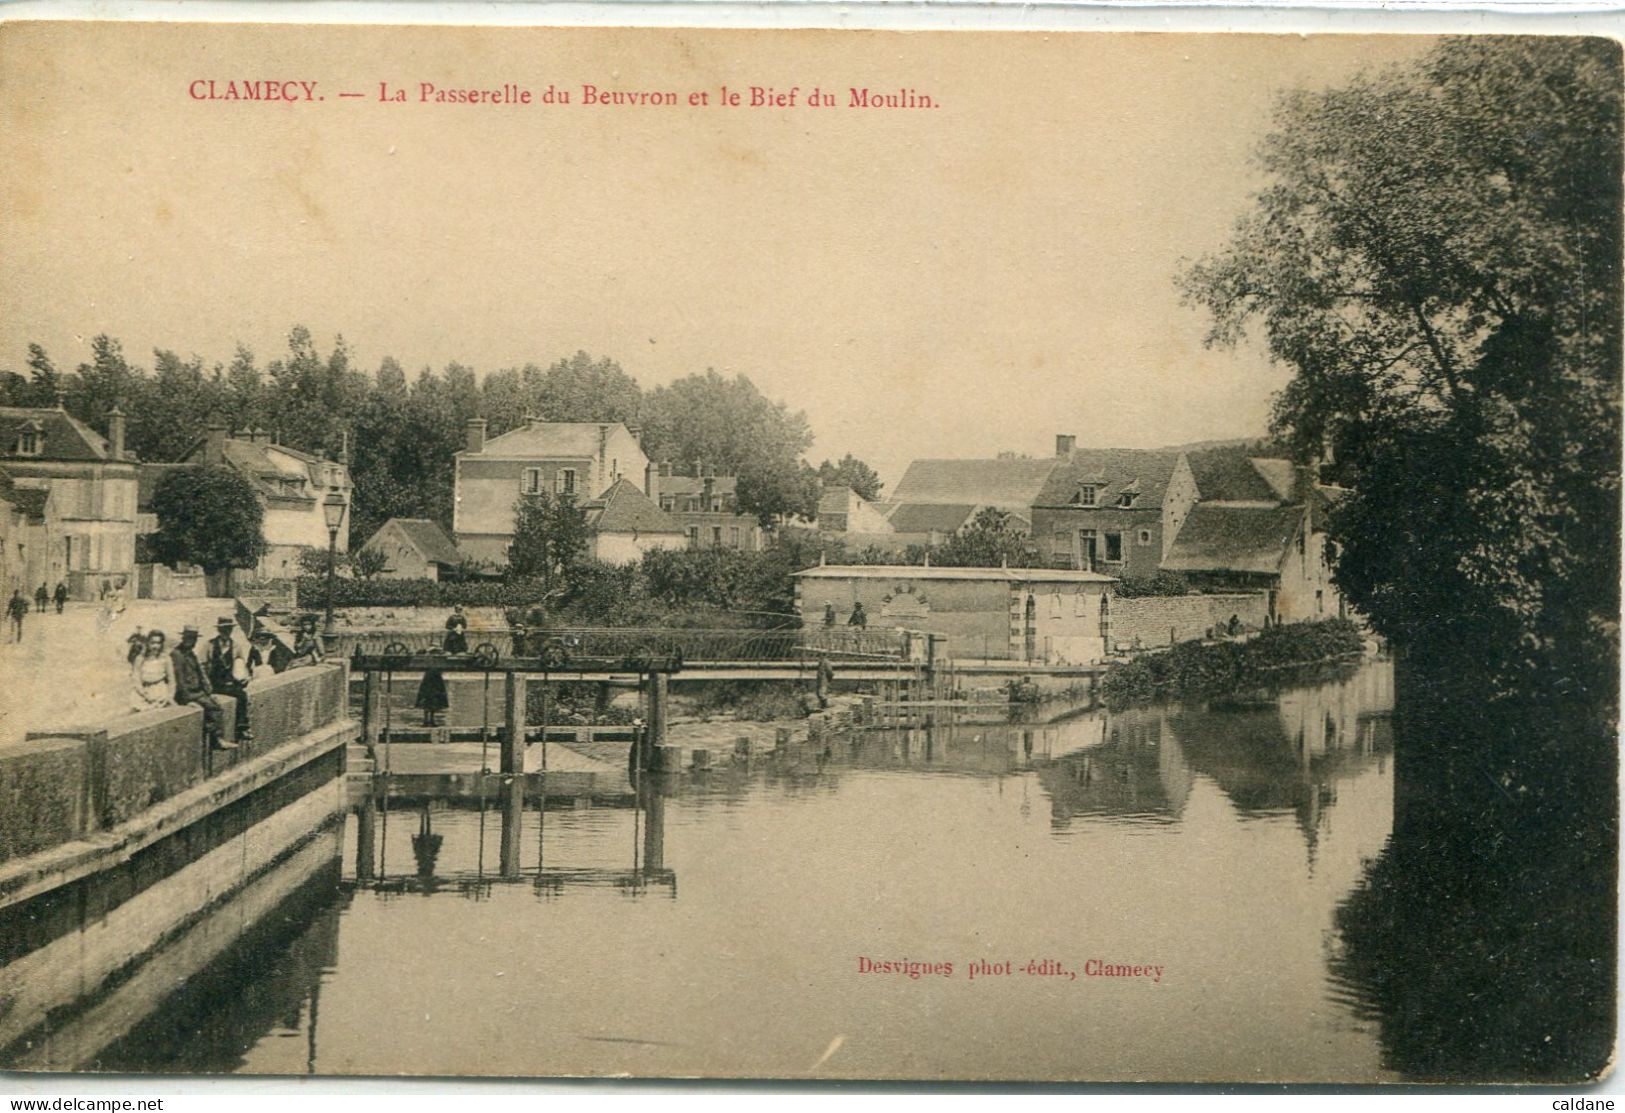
[[322, 490, 346, 644]]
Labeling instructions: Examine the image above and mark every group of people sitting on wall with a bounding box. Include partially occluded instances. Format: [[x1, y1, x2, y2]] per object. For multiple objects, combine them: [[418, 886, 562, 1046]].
[[127, 613, 326, 750]]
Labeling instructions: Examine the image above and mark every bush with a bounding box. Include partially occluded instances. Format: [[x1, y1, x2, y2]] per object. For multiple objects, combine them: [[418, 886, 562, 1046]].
[[1100, 618, 1364, 705], [1115, 571, 1192, 598]]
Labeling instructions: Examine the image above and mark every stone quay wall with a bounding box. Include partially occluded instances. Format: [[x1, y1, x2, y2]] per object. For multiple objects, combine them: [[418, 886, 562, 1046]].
[[0, 663, 348, 866]]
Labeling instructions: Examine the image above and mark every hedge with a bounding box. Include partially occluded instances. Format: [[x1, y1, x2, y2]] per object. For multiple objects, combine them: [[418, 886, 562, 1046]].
[[1100, 618, 1365, 705]]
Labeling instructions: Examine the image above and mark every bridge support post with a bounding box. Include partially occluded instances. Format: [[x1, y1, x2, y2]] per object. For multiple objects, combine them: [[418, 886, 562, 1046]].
[[642, 671, 667, 770], [361, 670, 379, 753], [499, 773, 524, 879], [502, 671, 527, 775]]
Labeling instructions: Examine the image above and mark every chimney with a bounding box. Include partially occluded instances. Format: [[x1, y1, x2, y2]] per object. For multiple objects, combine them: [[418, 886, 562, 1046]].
[[1056, 434, 1076, 457], [658, 461, 671, 478], [205, 421, 229, 465], [645, 460, 657, 499], [339, 429, 351, 464], [701, 462, 715, 479], [702, 474, 715, 511], [106, 405, 126, 461], [465, 417, 487, 454]]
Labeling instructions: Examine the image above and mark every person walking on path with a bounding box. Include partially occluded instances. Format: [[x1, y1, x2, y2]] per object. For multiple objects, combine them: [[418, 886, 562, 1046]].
[[173, 624, 235, 750], [34, 584, 47, 613], [52, 582, 67, 614], [207, 616, 254, 743], [131, 630, 176, 712], [6, 589, 27, 642]]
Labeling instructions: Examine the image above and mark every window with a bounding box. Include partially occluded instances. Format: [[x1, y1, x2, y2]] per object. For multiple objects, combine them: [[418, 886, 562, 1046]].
[[1050, 593, 1062, 617], [1117, 492, 1137, 508], [558, 468, 577, 495], [686, 526, 699, 547], [1077, 485, 1098, 508], [659, 495, 675, 512], [730, 527, 741, 548], [17, 430, 39, 456], [1137, 528, 1153, 547], [1051, 530, 1070, 558], [712, 526, 723, 547], [1104, 532, 1123, 563], [522, 468, 541, 495]]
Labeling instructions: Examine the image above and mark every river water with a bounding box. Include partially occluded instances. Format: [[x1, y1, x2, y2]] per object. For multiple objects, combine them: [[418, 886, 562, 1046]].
[[57, 659, 1422, 1081]]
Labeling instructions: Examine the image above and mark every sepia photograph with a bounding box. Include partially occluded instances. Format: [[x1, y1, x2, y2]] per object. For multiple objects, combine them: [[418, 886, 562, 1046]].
[[0, 17, 1617, 1086]]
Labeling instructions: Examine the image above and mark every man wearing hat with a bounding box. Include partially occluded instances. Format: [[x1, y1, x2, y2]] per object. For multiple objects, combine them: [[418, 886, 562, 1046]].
[[207, 616, 253, 743], [173, 624, 234, 750]]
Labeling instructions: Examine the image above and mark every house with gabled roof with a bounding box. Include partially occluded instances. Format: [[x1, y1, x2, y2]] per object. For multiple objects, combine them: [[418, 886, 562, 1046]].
[[1163, 445, 1345, 624], [0, 404, 138, 598], [453, 417, 648, 565], [583, 478, 687, 563], [653, 465, 767, 551], [361, 517, 471, 581], [1030, 437, 1196, 579], [143, 423, 353, 581]]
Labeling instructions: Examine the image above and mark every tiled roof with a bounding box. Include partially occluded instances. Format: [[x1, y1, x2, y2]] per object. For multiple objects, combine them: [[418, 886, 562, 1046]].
[[0, 407, 112, 462], [381, 518, 465, 566], [1034, 449, 1182, 509], [476, 421, 627, 460], [1162, 504, 1304, 575], [890, 458, 1061, 510], [1186, 447, 1281, 503], [587, 479, 686, 535], [885, 503, 977, 535], [817, 486, 859, 518], [1249, 458, 1301, 503]]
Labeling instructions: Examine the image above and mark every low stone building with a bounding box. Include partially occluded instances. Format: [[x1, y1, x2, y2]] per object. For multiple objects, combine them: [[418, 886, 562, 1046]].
[[793, 563, 1118, 665], [360, 518, 469, 581]]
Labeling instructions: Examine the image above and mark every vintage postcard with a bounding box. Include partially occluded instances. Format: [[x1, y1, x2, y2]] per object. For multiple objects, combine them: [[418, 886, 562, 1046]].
[[0, 17, 1617, 1085]]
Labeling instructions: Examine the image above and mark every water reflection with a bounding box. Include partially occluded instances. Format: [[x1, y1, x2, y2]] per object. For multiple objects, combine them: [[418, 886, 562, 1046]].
[[350, 775, 676, 900], [25, 659, 1604, 1081]]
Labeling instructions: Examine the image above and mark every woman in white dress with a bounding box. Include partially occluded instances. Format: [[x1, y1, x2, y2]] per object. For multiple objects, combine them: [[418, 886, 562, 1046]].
[[131, 629, 176, 711]]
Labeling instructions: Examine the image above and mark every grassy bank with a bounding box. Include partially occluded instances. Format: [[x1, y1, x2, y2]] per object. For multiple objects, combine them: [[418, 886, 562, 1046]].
[[1100, 619, 1365, 706]]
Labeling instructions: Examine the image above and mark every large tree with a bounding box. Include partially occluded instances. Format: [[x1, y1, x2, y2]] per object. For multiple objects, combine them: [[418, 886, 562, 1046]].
[[1182, 37, 1621, 706], [149, 466, 266, 574], [934, 507, 1035, 569]]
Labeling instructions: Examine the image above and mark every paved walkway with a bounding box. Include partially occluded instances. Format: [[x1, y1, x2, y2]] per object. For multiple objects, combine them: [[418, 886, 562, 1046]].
[[0, 598, 244, 747]]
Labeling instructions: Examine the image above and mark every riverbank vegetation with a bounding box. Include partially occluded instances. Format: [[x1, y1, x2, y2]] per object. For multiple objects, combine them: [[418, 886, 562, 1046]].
[[1183, 38, 1621, 714], [1100, 618, 1364, 706]]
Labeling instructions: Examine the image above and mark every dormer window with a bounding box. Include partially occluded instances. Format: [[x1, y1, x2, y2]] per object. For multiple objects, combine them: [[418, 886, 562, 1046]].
[[1117, 492, 1137, 508], [16, 428, 40, 456], [1076, 485, 1098, 508]]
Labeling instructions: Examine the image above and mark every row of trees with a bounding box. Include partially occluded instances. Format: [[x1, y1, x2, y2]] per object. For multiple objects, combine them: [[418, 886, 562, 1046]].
[[0, 334, 884, 544]]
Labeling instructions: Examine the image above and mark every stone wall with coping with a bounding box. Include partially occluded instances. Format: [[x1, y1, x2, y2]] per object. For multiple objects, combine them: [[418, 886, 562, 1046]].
[[1, 663, 346, 865], [1111, 592, 1269, 651]]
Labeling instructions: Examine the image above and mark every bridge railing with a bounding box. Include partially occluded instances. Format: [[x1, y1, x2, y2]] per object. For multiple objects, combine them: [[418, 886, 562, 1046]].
[[332, 625, 913, 664]]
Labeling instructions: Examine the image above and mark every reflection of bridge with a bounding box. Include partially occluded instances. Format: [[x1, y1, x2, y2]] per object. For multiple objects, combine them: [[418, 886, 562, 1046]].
[[350, 773, 675, 898]]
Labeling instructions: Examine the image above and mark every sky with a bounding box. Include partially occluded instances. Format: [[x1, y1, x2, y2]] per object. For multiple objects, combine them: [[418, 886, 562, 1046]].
[[0, 24, 1432, 485]]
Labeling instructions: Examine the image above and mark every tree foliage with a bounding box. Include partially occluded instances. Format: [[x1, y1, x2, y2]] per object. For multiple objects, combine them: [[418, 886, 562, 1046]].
[[1181, 37, 1621, 705], [934, 507, 1038, 568], [150, 466, 266, 574], [816, 454, 884, 501], [507, 491, 589, 588]]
